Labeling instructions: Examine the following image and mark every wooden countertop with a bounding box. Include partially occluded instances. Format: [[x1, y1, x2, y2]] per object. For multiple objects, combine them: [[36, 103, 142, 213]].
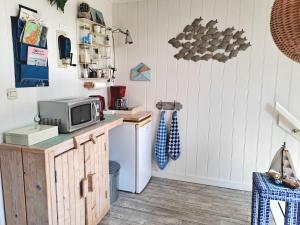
[[0, 114, 123, 152], [120, 111, 152, 122]]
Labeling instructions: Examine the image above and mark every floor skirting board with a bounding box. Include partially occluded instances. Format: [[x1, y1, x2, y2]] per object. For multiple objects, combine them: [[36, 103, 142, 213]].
[[152, 171, 252, 191]]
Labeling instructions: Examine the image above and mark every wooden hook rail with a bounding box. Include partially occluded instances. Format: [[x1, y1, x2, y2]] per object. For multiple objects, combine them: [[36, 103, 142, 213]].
[[156, 101, 183, 111]]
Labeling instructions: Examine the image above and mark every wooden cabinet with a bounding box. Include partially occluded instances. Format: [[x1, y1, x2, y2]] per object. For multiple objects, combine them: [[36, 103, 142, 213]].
[[55, 135, 108, 225], [0, 116, 122, 225]]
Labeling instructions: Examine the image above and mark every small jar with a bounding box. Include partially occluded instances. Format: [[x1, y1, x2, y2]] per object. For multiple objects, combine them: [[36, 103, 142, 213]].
[[93, 25, 101, 34], [104, 35, 110, 45], [87, 33, 93, 44], [79, 49, 91, 64], [80, 25, 91, 44], [82, 65, 89, 78], [100, 27, 106, 35]]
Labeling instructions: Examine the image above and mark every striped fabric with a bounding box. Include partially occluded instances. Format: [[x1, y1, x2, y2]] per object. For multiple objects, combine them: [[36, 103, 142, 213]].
[[154, 111, 169, 170]]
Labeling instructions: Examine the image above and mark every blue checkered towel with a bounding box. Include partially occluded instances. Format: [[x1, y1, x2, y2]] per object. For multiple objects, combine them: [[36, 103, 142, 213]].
[[155, 111, 169, 170], [168, 111, 181, 160]]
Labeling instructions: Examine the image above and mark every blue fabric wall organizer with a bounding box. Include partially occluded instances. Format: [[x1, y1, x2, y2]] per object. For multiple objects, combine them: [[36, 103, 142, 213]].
[[11, 16, 49, 88]]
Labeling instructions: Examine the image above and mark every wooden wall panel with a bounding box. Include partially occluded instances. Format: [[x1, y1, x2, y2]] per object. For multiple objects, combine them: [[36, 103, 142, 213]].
[[23, 152, 49, 225], [0, 147, 26, 225], [173, 0, 191, 175], [206, 0, 228, 179], [84, 141, 93, 225], [112, 0, 300, 190], [255, 0, 279, 181], [241, 0, 269, 184], [229, 0, 255, 184], [55, 155, 65, 225], [218, 0, 241, 181], [185, 0, 204, 176], [101, 137, 110, 215], [55, 148, 85, 225], [194, 0, 214, 178]]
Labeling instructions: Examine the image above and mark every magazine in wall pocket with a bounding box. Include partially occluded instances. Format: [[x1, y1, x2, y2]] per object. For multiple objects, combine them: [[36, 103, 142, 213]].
[[19, 43, 47, 63]]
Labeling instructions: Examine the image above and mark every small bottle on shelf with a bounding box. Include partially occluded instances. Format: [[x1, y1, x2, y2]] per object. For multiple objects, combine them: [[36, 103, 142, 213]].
[[80, 25, 92, 44], [105, 35, 110, 45], [82, 64, 89, 78]]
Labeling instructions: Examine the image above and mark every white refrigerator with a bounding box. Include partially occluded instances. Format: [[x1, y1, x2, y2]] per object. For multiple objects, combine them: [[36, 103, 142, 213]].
[[109, 117, 152, 193]]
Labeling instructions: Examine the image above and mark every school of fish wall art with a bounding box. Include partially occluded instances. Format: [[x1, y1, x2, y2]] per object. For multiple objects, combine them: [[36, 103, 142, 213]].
[[168, 17, 251, 63]]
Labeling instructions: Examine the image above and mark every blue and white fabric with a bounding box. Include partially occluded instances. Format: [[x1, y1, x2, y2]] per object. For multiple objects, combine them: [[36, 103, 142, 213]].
[[154, 111, 169, 170], [168, 111, 181, 160]]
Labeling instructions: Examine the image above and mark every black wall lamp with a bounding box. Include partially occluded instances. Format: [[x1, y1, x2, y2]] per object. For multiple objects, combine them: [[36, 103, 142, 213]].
[[109, 27, 133, 82], [112, 28, 133, 45]]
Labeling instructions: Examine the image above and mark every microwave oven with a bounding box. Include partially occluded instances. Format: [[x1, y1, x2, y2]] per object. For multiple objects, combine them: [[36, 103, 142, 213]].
[[38, 97, 100, 133]]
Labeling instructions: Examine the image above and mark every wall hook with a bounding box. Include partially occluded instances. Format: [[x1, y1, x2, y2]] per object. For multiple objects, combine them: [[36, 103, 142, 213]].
[[156, 101, 183, 111]]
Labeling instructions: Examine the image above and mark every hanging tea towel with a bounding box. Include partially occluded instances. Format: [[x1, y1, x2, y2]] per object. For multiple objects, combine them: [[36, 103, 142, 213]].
[[155, 111, 169, 170], [168, 111, 181, 160]]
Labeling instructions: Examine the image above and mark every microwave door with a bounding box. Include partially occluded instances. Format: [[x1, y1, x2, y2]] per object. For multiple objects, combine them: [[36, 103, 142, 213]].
[[69, 103, 94, 132]]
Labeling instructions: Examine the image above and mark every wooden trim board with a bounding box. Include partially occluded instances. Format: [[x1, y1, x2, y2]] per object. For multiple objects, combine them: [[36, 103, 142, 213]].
[[121, 111, 152, 123], [152, 170, 252, 191]]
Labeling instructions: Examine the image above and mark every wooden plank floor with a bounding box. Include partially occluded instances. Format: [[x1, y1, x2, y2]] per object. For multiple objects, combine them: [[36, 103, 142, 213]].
[[100, 177, 275, 225]]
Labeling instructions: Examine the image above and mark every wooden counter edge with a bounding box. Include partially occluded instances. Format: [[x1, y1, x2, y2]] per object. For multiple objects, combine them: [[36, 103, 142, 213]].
[[0, 117, 124, 155]]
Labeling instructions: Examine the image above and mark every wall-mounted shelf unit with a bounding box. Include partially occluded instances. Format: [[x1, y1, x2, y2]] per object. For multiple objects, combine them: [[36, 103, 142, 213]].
[[78, 43, 111, 48], [275, 102, 300, 140], [93, 32, 108, 38], [77, 17, 107, 27], [80, 77, 108, 81], [76, 17, 113, 87]]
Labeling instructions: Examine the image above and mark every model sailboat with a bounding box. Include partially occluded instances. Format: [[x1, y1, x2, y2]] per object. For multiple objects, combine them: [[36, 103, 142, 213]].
[[267, 142, 300, 189]]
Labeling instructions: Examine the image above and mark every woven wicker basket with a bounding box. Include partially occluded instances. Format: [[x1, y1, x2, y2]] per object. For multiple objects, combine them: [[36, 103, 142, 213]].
[[271, 0, 300, 63]]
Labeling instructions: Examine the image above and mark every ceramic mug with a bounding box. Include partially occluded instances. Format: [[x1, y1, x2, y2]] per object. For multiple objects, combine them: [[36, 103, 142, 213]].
[[93, 25, 101, 34]]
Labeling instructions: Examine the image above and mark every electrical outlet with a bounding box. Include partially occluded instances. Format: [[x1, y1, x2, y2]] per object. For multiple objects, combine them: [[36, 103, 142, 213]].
[[6, 88, 18, 100]]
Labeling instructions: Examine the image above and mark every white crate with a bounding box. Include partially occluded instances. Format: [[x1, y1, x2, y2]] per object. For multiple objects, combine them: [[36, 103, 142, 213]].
[[4, 125, 58, 146]]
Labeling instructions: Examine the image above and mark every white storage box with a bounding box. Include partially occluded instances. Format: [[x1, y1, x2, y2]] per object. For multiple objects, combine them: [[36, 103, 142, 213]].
[[4, 125, 58, 146]]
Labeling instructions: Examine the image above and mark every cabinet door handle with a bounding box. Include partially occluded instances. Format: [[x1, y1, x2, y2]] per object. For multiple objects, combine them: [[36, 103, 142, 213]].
[[80, 178, 88, 198], [73, 136, 80, 149], [88, 173, 96, 192], [89, 134, 96, 144]]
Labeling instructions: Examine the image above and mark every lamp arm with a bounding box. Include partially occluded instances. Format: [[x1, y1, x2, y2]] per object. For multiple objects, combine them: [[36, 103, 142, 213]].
[[111, 30, 117, 81], [111, 27, 127, 35]]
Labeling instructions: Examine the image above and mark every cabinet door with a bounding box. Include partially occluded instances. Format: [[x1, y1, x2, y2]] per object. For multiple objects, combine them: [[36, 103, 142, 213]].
[[84, 135, 109, 225], [0, 147, 27, 225], [55, 146, 85, 225]]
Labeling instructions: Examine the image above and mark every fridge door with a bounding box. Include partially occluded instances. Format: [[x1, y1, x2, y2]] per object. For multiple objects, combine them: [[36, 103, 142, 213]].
[[136, 118, 152, 193], [109, 123, 136, 193]]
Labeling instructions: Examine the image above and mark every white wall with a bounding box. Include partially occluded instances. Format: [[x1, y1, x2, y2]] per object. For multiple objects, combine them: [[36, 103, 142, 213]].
[[112, 0, 300, 191], [0, 0, 112, 143], [0, 0, 112, 224]]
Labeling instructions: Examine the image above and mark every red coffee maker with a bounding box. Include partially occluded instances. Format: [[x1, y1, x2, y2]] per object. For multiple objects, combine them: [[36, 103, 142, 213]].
[[109, 86, 128, 110]]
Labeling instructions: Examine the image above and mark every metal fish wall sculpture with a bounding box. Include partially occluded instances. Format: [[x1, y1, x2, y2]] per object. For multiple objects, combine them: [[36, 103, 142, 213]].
[[168, 17, 251, 63]]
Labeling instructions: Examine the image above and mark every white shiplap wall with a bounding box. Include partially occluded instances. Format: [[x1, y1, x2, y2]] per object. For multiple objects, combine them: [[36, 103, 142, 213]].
[[112, 0, 300, 190]]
